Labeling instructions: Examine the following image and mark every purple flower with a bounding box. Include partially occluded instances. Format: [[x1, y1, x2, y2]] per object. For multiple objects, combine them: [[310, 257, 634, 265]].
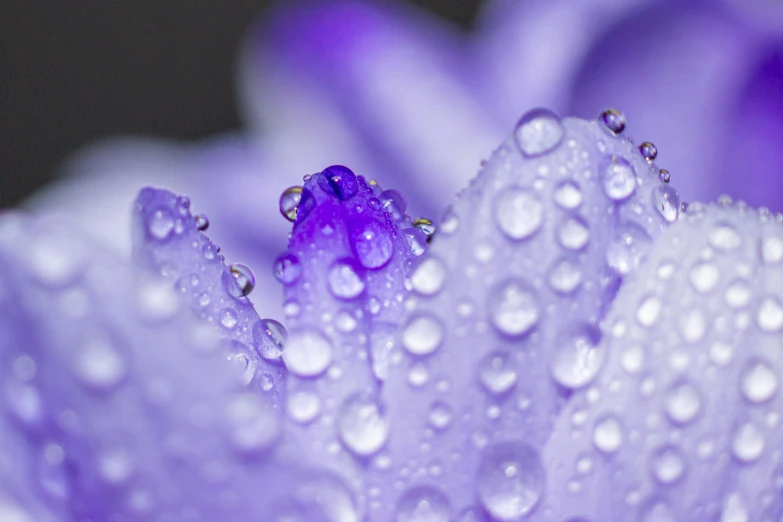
[[5, 1, 783, 520]]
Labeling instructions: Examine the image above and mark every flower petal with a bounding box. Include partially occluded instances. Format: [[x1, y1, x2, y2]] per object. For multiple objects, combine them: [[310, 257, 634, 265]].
[[370, 110, 682, 518], [538, 203, 783, 521]]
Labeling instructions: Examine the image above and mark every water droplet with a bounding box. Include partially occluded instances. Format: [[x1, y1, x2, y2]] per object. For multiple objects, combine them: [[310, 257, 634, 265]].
[[280, 186, 303, 222], [413, 217, 437, 243], [678, 309, 706, 343], [606, 223, 652, 275], [194, 214, 209, 231], [136, 278, 180, 321], [514, 108, 564, 157], [599, 109, 626, 134], [328, 259, 365, 300], [557, 216, 590, 250], [220, 308, 238, 329], [659, 169, 671, 184], [760, 235, 783, 264], [495, 188, 544, 241], [408, 362, 430, 387], [621, 345, 644, 374], [725, 280, 751, 309], [317, 165, 358, 200], [380, 189, 408, 221], [350, 218, 393, 270], [550, 323, 604, 390], [640, 501, 675, 522], [253, 319, 287, 361], [225, 263, 255, 297], [478, 352, 518, 396], [689, 262, 719, 293], [427, 401, 453, 430], [741, 360, 778, 404], [488, 280, 539, 337], [72, 336, 126, 391], [732, 422, 765, 463], [664, 381, 702, 425], [708, 224, 742, 251], [709, 342, 734, 366], [477, 442, 544, 519], [339, 393, 389, 457], [756, 297, 783, 332], [146, 208, 175, 241], [639, 142, 657, 162], [636, 295, 662, 327], [98, 447, 134, 485], [287, 391, 321, 424], [283, 329, 333, 377], [404, 228, 428, 256], [650, 445, 686, 484], [410, 257, 446, 296], [553, 180, 583, 210], [602, 157, 637, 201], [402, 314, 443, 356], [547, 258, 582, 294], [274, 254, 302, 286], [592, 416, 623, 453], [395, 486, 451, 522], [652, 186, 680, 222], [225, 393, 280, 453]]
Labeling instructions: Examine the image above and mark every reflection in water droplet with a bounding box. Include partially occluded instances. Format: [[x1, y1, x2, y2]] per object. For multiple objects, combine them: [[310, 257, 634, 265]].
[[488, 280, 539, 337], [599, 109, 626, 135], [227, 263, 255, 297], [477, 442, 544, 520], [395, 486, 451, 522], [413, 217, 437, 243], [283, 329, 333, 377], [659, 169, 671, 184], [639, 142, 658, 162], [514, 108, 564, 157], [280, 186, 303, 222], [350, 219, 393, 270], [495, 188, 544, 241], [194, 214, 209, 231], [339, 393, 389, 457]]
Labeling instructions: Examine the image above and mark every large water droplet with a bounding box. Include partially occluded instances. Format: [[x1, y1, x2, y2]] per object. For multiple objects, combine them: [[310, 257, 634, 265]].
[[550, 323, 604, 390], [602, 157, 637, 201], [760, 235, 783, 264], [283, 329, 333, 377], [477, 442, 544, 520], [514, 108, 564, 157], [557, 217, 590, 250], [339, 393, 389, 457], [410, 257, 447, 296], [592, 416, 623, 454], [757, 297, 783, 332], [402, 314, 443, 356], [317, 165, 358, 200], [194, 214, 209, 231], [652, 186, 680, 222], [328, 259, 365, 300], [395, 486, 451, 522], [689, 262, 720, 293], [606, 223, 652, 275], [732, 423, 765, 463], [664, 382, 702, 425], [350, 218, 393, 270], [741, 360, 778, 404], [478, 351, 518, 396], [599, 109, 626, 135], [280, 186, 303, 222], [495, 188, 544, 241], [639, 142, 658, 162], [708, 224, 742, 251], [146, 208, 175, 241], [488, 280, 539, 337], [253, 319, 287, 361]]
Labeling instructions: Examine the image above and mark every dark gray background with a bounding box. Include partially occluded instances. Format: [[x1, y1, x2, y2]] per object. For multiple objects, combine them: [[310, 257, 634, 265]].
[[0, 1, 481, 208]]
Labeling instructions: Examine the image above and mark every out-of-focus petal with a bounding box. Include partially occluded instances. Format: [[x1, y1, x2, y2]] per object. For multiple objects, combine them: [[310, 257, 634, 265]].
[[369, 110, 682, 519], [239, 0, 500, 215], [538, 203, 783, 521]]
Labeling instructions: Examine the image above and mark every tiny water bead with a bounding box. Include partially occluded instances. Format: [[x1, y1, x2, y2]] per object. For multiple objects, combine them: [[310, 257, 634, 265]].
[[349, 218, 394, 270], [253, 319, 287, 361], [495, 188, 544, 241], [652, 185, 681, 223], [194, 214, 209, 231], [599, 108, 626, 135], [601, 157, 637, 201], [549, 323, 604, 390], [659, 169, 671, 184], [274, 254, 302, 286], [328, 259, 366, 300], [514, 108, 564, 157], [283, 329, 333, 377], [317, 165, 358, 200], [476, 442, 545, 520], [279, 186, 303, 222], [639, 142, 658, 162], [760, 235, 783, 264], [478, 351, 518, 396], [395, 486, 452, 522], [339, 393, 390, 457], [488, 279, 540, 336], [227, 263, 255, 297]]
